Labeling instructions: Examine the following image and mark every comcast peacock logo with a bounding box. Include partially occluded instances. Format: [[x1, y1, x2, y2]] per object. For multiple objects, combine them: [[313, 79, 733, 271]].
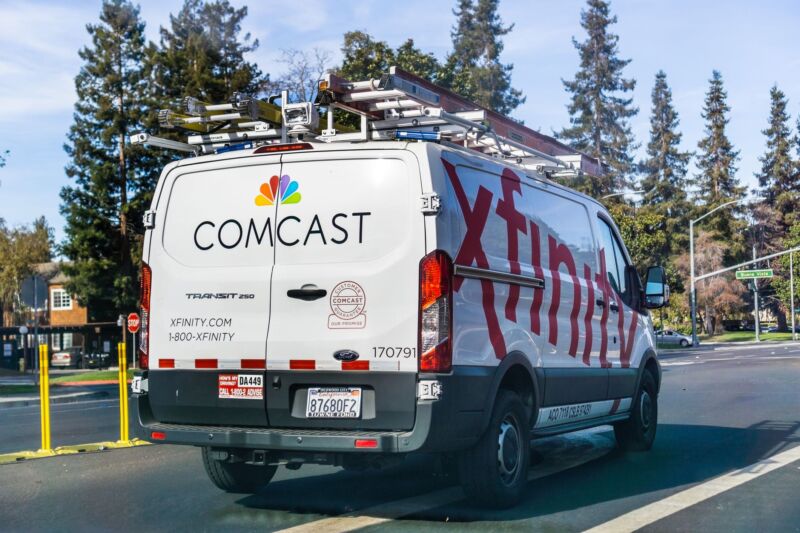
[[255, 175, 301, 206]]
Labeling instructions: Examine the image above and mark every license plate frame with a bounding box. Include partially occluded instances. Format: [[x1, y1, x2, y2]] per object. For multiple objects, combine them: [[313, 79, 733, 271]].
[[305, 387, 362, 419]]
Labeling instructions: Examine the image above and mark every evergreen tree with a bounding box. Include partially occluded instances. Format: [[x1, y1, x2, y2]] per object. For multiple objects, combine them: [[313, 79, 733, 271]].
[[755, 85, 797, 233], [395, 39, 441, 80], [337, 32, 444, 82], [153, 0, 268, 104], [61, 0, 151, 320], [558, 0, 638, 198], [438, 0, 524, 114], [693, 70, 745, 239], [639, 71, 692, 260], [336, 30, 397, 82]]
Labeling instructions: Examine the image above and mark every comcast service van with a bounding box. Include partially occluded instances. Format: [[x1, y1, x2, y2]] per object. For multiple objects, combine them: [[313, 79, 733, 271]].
[[132, 68, 670, 508]]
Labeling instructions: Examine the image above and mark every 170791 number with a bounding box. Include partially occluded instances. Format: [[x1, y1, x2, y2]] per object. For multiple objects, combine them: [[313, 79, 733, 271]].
[[372, 346, 416, 359]]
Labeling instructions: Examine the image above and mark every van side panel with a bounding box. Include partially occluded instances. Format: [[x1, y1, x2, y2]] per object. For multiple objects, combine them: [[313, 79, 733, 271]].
[[432, 145, 653, 425]]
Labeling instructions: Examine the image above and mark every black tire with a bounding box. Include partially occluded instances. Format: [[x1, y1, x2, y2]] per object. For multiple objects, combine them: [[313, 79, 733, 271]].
[[201, 447, 277, 493], [458, 390, 530, 509], [614, 370, 658, 451], [680, 339, 690, 347]]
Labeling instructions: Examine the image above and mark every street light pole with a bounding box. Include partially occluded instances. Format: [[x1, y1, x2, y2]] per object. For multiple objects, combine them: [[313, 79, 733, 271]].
[[753, 244, 760, 343], [791, 251, 796, 341], [690, 218, 697, 346], [689, 198, 744, 346]]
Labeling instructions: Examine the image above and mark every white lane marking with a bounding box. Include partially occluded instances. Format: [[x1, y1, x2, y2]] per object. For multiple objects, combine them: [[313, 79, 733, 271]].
[[276, 429, 615, 533], [661, 354, 800, 367], [585, 445, 800, 533]]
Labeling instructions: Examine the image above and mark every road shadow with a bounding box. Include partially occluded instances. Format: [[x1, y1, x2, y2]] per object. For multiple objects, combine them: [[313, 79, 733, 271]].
[[235, 420, 800, 524]]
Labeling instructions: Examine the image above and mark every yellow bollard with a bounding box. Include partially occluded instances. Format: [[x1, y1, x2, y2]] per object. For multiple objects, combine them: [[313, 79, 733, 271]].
[[117, 342, 129, 442], [38, 344, 51, 451]]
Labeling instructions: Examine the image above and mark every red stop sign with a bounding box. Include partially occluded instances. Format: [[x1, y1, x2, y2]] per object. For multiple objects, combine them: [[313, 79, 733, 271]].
[[127, 312, 140, 333]]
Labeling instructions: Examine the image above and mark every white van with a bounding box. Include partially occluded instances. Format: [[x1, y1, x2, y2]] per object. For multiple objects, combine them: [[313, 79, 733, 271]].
[[132, 137, 668, 507], [132, 71, 670, 507]]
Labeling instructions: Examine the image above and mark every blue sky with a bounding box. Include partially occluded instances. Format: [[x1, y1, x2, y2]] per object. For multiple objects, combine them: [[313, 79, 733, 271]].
[[1, 0, 799, 245]]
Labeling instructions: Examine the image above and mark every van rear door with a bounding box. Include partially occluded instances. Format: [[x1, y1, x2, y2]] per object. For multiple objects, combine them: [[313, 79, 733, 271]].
[[147, 158, 280, 425], [265, 150, 424, 430]]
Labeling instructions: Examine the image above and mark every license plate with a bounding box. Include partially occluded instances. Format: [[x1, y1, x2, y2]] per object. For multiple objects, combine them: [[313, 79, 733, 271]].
[[306, 387, 362, 419]]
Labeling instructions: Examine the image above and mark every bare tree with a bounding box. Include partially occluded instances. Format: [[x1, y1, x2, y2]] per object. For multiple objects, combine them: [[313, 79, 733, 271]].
[[675, 231, 747, 334], [275, 48, 332, 103]]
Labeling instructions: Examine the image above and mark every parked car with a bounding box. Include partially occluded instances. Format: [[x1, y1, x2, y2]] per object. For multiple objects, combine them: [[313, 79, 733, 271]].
[[655, 330, 691, 347], [83, 351, 112, 369], [51, 347, 84, 368]]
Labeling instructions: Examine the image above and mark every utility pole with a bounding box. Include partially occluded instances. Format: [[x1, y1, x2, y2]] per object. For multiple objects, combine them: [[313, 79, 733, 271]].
[[753, 245, 760, 342]]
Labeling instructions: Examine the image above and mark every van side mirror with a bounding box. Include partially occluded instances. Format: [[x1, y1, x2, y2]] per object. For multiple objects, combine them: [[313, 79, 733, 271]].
[[644, 266, 669, 309]]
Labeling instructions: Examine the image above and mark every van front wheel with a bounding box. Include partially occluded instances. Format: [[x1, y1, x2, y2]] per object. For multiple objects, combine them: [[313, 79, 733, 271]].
[[458, 390, 530, 508], [614, 370, 658, 451], [201, 447, 277, 493]]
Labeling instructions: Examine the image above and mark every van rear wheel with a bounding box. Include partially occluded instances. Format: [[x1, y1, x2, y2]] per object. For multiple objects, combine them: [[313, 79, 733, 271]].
[[201, 447, 277, 493], [458, 390, 530, 508]]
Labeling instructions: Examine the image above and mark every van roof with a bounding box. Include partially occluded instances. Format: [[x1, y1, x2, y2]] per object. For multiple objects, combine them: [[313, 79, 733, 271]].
[[163, 139, 607, 212]]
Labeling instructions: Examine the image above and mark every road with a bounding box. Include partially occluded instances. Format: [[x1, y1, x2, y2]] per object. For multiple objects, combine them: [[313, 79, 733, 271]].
[[1, 342, 800, 531], [0, 393, 123, 454]]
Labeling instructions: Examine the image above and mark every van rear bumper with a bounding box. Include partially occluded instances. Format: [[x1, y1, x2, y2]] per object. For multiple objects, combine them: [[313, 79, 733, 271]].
[[134, 392, 434, 453], [133, 366, 495, 454]]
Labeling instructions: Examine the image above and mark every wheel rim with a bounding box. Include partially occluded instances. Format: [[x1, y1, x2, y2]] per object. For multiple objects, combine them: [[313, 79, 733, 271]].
[[497, 414, 522, 485], [639, 390, 653, 430]]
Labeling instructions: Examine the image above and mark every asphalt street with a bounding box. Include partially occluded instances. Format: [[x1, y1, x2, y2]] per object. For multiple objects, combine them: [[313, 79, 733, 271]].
[[1, 342, 800, 532], [0, 393, 124, 454]]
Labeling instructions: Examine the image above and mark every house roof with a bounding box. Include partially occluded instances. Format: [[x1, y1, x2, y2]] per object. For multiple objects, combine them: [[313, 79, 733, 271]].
[[33, 262, 70, 285]]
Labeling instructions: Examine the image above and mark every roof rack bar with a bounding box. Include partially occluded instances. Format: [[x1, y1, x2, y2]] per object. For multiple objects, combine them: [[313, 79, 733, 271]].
[[130, 133, 197, 153]]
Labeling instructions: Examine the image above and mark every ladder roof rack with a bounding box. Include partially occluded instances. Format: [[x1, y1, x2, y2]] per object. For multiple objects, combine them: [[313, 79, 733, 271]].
[[131, 67, 605, 179]]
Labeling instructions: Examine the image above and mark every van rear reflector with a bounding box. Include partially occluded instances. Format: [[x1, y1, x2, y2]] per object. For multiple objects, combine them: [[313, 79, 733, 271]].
[[355, 439, 378, 448], [290, 360, 316, 370], [195, 359, 218, 369], [158, 359, 175, 368], [241, 359, 266, 369], [253, 142, 313, 154], [342, 360, 369, 371], [150, 431, 166, 441]]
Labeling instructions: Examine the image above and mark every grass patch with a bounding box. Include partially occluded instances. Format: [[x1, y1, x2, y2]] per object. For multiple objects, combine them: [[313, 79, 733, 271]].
[[699, 331, 796, 343], [656, 343, 689, 350], [50, 369, 134, 383], [0, 385, 38, 396]]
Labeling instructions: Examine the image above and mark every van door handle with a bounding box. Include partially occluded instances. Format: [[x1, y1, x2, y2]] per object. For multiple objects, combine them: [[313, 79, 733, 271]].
[[287, 287, 327, 301], [609, 302, 620, 313]]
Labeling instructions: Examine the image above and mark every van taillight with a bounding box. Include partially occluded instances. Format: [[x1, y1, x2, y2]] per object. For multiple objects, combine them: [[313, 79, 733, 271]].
[[140, 262, 152, 370], [418, 250, 453, 373]]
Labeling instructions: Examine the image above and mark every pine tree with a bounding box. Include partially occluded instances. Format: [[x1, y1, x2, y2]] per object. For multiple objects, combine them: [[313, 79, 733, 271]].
[[639, 71, 692, 260], [61, 0, 152, 320], [558, 0, 638, 198], [153, 0, 268, 103], [438, 0, 524, 114], [395, 39, 441, 80], [755, 85, 797, 233], [694, 70, 745, 239], [336, 31, 398, 82]]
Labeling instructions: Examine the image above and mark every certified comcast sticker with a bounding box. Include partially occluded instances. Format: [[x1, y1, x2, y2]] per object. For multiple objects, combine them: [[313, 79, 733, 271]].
[[328, 281, 366, 329]]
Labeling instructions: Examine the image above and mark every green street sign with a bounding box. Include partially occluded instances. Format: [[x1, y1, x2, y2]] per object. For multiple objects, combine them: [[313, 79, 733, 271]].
[[735, 269, 773, 280]]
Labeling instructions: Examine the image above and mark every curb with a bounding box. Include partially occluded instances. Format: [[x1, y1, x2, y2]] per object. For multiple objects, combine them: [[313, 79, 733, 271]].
[[0, 439, 151, 465], [0, 390, 110, 409]]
